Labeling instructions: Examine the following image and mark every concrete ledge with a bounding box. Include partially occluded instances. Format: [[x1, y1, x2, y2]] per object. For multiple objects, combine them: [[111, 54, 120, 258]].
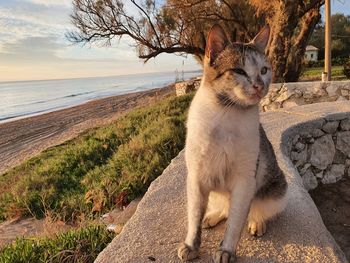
[[95, 102, 350, 263]]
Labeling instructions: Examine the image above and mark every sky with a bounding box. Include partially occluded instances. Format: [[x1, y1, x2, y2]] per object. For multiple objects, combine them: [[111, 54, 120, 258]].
[[322, 0, 350, 19], [0, 0, 349, 82], [0, 0, 200, 81]]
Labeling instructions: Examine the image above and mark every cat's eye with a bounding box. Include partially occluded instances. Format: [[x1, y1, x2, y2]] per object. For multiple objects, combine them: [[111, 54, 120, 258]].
[[231, 68, 248, 76], [261, 67, 268, 75]]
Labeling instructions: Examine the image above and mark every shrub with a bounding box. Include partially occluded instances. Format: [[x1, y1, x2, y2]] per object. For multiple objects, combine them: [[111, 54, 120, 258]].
[[0, 225, 114, 263], [0, 93, 194, 222], [305, 57, 349, 68], [343, 60, 350, 79]]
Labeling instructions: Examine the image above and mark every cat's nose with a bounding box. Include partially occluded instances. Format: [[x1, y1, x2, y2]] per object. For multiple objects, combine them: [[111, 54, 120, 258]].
[[252, 85, 263, 92]]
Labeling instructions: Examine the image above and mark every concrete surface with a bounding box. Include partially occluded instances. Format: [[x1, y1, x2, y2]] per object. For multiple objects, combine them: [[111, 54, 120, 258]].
[[95, 101, 350, 263]]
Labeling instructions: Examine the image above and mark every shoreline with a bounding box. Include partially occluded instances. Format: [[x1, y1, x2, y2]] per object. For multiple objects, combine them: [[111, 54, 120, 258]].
[[0, 84, 175, 175], [0, 87, 161, 124], [0, 71, 202, 124]]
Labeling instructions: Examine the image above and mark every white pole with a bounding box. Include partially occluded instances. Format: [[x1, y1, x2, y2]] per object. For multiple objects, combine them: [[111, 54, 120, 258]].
[[325, 0, 331, 81]]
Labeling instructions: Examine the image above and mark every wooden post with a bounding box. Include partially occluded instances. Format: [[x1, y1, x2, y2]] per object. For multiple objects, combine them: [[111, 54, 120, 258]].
[[325, 0, 331, 81]]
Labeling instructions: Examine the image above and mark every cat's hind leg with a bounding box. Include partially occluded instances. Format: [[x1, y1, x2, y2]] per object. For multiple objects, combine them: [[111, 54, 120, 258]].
[[202, 191, 229, 228], [247, 194, 287, 236]]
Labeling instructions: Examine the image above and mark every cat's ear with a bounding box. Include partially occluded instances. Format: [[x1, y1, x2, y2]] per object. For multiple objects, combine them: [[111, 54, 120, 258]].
[[205, 24, 228, 64], [251, 25, 270, 53]]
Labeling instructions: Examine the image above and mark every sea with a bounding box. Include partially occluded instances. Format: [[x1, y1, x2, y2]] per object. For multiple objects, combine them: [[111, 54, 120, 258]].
[[0, 71, 201, 123]]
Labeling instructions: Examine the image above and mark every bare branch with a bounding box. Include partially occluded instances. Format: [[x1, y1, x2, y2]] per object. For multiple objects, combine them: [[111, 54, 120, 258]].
[[68, 0, 324, 82]]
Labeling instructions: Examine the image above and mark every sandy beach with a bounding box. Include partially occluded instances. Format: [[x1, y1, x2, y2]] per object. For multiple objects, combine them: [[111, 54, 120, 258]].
[[0, 84, 174, 175]]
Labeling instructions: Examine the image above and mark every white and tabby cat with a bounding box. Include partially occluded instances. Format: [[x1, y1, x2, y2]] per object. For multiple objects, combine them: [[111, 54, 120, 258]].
[[178, 24, 288, 263]]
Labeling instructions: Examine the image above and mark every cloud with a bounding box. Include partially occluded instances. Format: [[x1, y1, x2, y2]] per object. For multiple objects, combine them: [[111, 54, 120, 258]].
[[0, 0, 74, 54], [0, 35, 132, 68], [0, 36, 62, 59], [0, 0, 200, 81], [22, 0, 72, 7], [0, 35, 133, 63], [0, 0, 72, 40]]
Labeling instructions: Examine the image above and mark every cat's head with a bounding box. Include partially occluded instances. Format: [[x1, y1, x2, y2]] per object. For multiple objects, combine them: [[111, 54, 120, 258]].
[[203, 24, 272, 108]]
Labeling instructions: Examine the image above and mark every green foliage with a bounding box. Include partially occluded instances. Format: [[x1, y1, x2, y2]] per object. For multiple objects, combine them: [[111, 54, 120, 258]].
[[0, 225, 114, 263], [309, 13, 350, 59], [305, 57, 349, 68], [343, 60, 350, 79], [0, 94, 194, 222], [300, 66, 346, 80]]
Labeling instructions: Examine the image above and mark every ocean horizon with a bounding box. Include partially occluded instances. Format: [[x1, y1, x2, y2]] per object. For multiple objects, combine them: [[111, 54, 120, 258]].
[[0, 70, 201, 123]]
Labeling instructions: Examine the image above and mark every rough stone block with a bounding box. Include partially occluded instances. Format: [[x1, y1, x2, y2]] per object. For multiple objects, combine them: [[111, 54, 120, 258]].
[[302, 169, 318, 191], [322, 121, 339, 133], [309, 135, 335, 170], [312, 129, 325, 138], [175, 80, 198, 96], [340, 118, 350, 131], [322, 164, 345, 184], [326, 85, 339, 97], [336, 131, 350, 156]]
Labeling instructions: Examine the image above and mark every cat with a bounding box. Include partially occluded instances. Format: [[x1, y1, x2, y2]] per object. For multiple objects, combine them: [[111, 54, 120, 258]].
[[177, 24, 288, 263]]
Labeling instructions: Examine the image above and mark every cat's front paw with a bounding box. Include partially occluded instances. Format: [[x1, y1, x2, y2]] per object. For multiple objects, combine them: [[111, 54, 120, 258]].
[[212, 249, 236, 263], [177, 242, 199, 262]]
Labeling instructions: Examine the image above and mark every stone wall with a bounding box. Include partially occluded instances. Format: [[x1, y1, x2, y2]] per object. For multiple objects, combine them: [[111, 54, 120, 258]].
[[289, 116, 350, 191], [176, 80, 350, 112], [261, 81, 350, 112], [175, 78, 201, 96]]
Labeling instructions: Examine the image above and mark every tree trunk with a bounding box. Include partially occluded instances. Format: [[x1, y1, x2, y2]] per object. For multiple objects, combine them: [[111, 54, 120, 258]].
[[266, 2, 299, 83], [284, 8, 321, 82]]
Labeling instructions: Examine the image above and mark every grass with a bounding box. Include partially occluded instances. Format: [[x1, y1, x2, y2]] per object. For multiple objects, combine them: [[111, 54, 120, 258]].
[[300, 66, 347, 81], [0, 225, 114, 263], [0, 93, 194, 223]]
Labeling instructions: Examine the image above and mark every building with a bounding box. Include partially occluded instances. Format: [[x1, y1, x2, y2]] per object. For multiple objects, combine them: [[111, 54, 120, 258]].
[[305, 45, 319, 61]]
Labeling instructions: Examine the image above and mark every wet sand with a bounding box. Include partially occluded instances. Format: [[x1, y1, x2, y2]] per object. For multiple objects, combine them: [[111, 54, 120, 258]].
[[0, 85, 174, 175]]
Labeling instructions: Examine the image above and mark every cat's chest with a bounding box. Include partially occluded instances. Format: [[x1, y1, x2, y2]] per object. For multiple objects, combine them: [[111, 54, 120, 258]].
[[192, 117, 258, 172], [210, 124, 241, 143], [187, 98, 260, 158], [208, 114, 257, 146]]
